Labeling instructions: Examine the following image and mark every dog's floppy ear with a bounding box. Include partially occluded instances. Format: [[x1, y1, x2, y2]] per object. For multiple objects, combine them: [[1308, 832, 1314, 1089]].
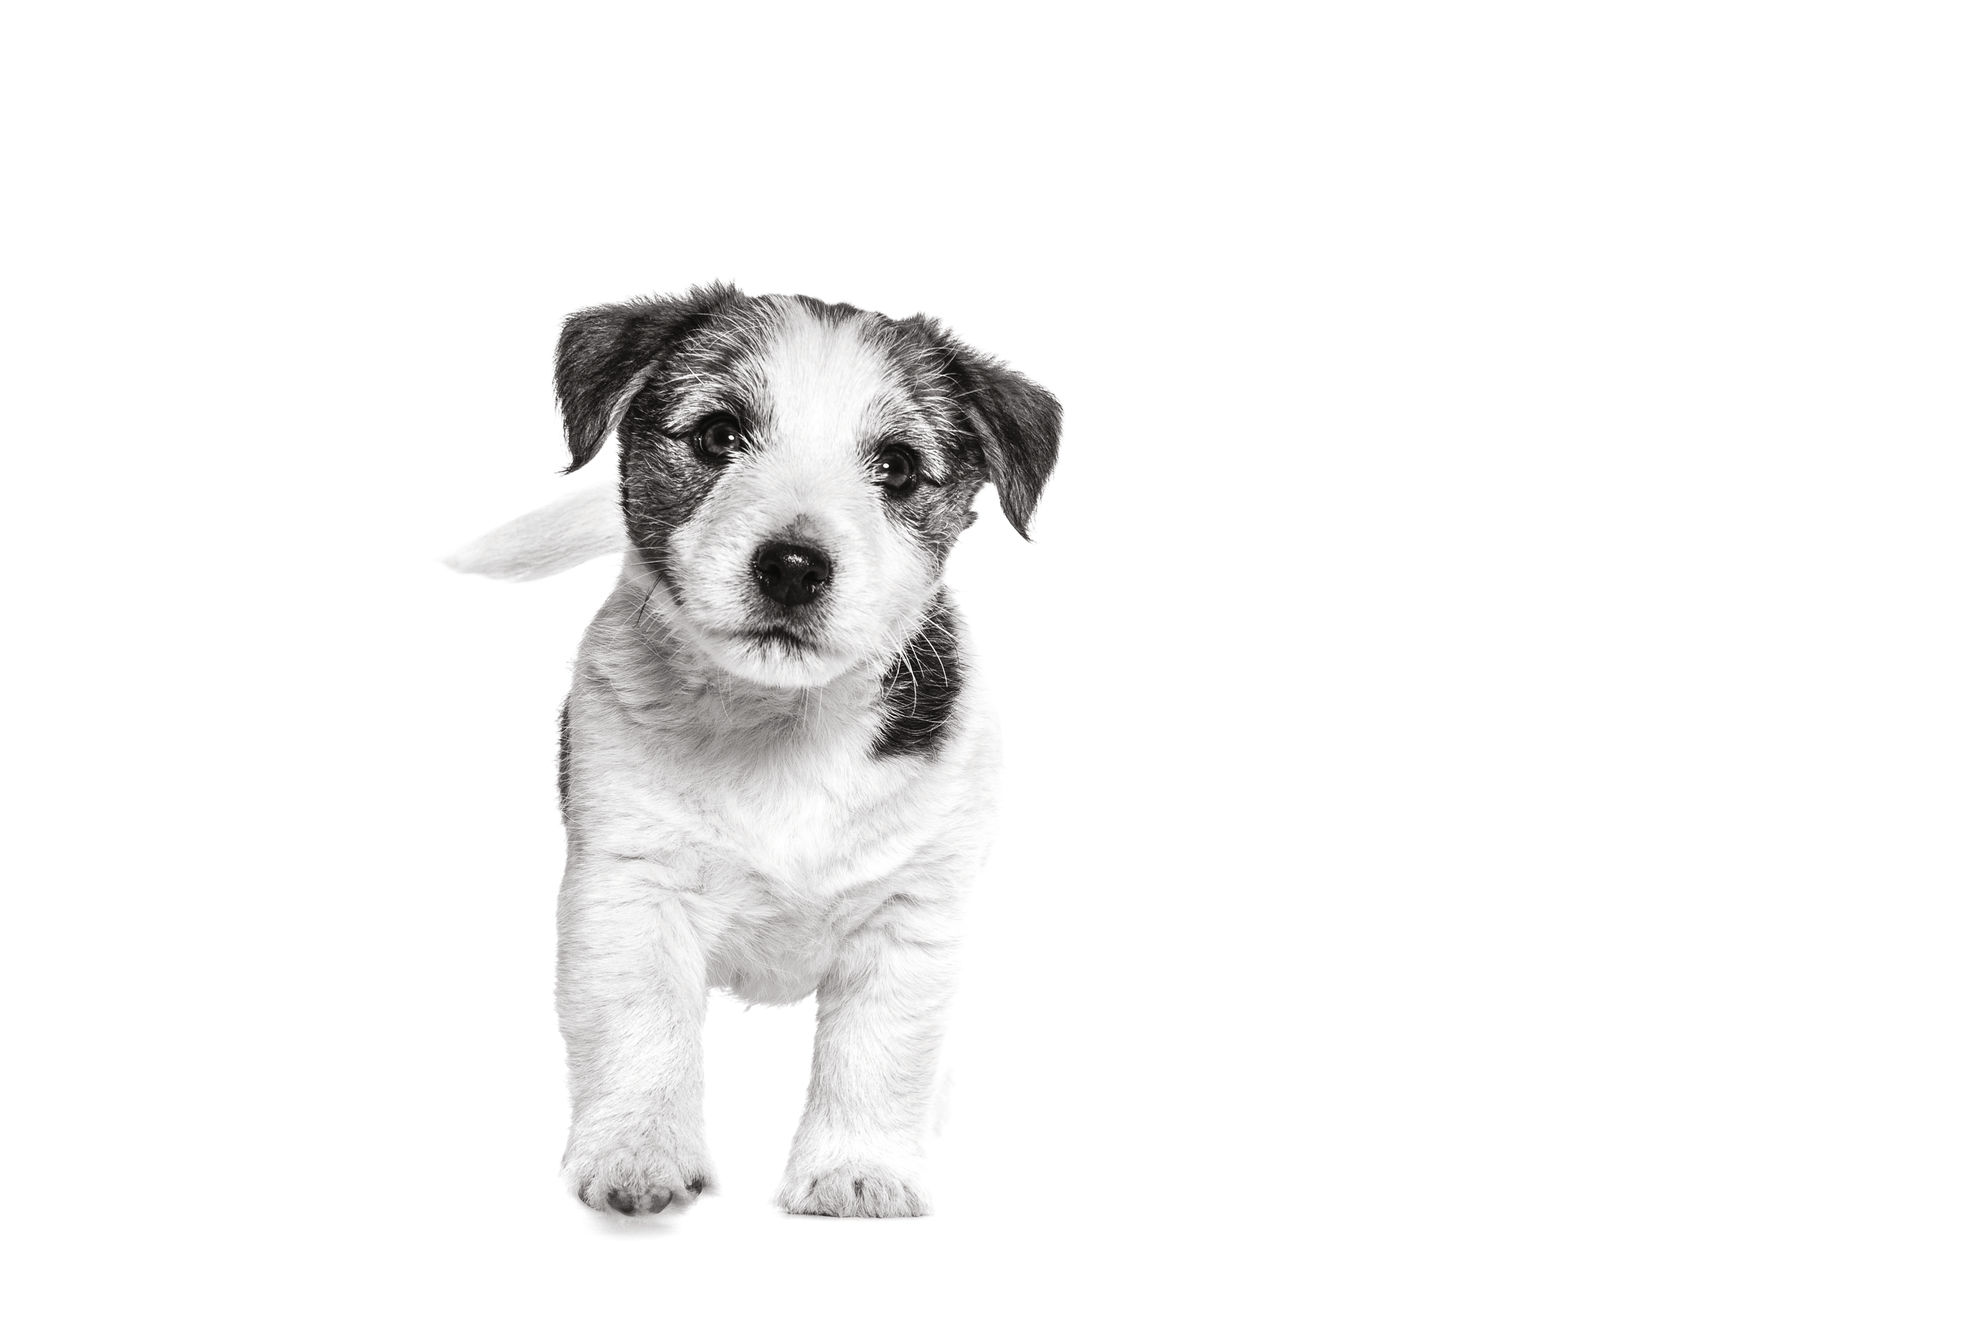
[[554, 282, 741, 473], [914, 318, 1062, 538]]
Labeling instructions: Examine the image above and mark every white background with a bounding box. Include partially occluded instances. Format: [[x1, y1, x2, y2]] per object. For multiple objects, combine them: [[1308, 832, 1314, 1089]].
[[4, 3, 1975, 1315]]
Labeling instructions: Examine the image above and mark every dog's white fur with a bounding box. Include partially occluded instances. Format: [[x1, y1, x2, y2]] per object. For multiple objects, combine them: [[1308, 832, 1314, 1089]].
[[456, 300, 1020, 1218]]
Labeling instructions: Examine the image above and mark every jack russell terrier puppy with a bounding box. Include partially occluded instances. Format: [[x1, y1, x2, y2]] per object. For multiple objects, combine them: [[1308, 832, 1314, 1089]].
[[450, 285, 1060, 1218]]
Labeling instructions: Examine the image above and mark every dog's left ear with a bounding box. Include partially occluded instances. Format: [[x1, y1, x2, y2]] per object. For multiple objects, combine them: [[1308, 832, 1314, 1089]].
[[913, 319, 1062, 538], [555, 282, 741, 473]]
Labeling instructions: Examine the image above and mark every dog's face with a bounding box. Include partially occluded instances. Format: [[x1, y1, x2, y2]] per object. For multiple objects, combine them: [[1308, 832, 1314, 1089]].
[[554, 287, 1059, 687]]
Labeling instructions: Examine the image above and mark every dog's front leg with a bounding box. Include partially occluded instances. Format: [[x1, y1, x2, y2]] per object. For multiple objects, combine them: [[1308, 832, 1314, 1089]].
[[777, 894, 959, 1217], [557, 860, 713, 1216]]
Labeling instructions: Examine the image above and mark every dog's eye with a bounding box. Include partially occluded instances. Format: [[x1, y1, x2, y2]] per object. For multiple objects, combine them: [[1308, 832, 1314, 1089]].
[[875, 445, 919, 493], [694, 415, 746, 462]]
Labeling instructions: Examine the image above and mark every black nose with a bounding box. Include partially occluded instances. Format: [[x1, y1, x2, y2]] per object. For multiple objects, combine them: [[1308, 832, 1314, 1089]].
[[752, 541, 833, 607]]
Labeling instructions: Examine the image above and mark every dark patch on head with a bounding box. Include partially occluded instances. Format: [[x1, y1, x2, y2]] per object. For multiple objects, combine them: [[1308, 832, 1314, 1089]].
[[616, 376, 734, 591], [837, 315, 1016, 567], [557, 698, 572, 819], [554, 282, 744, 474], [901, 315, 1062, 538], [557, 286, 768, 591], [873, 591, 963, 758], [725, 304, 1058, 549]]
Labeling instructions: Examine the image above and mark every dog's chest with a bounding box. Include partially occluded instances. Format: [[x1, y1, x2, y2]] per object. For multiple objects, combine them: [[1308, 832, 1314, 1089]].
[[682, 759, 933, 1004], [702, 873, 885, 1004], [665, 725, 981, 1002], [690, 742, 926, 890]]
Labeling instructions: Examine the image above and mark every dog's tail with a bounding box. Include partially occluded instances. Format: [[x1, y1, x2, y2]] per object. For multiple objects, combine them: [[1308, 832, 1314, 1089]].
[[443, 483, 627, 581]]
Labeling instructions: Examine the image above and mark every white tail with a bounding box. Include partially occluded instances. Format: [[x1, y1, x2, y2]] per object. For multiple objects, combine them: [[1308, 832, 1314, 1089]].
[[443, 483, 627, 581]]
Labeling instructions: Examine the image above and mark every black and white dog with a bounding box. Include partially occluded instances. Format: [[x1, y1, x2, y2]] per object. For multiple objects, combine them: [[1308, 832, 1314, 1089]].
[[451, 286, 1060, 1217]]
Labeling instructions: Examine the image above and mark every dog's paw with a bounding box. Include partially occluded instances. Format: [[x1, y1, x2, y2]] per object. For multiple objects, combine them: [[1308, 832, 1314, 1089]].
[[566, 1141, 712, 1217], [776, 1161, 928, 1218]]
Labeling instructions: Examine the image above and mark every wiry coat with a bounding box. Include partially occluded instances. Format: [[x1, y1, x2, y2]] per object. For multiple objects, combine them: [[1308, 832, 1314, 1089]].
[[454, 287, 1059, 1217]]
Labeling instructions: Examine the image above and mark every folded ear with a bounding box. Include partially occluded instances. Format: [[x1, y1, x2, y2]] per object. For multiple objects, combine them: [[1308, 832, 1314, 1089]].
[[554, 282, 741, 473], [914, 319, 1062, 538]]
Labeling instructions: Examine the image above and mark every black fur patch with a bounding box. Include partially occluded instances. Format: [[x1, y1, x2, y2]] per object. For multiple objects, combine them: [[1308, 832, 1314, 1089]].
[[902, 315, 1062, 538], [616, 376, 732, 592], [873, 592, 963, 758], [555, 283, 743, 473]]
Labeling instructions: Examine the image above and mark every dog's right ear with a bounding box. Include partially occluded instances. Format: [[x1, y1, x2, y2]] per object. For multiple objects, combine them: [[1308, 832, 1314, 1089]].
[[554, 283, 741, 473]]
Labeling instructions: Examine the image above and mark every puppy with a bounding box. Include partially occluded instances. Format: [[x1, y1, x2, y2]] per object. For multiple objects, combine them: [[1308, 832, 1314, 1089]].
[[451, 286, 1060, 1218]]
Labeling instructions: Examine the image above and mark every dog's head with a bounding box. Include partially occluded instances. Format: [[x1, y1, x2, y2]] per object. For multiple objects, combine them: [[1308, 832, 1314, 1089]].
[[554, 285, 1060, 687]]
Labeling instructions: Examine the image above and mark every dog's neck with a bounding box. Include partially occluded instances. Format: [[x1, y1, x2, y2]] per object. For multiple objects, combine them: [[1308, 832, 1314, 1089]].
[[588, 572, 960, 762]]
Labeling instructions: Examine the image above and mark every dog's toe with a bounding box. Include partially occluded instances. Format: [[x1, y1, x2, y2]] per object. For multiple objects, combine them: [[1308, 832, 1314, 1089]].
[[567, 1142, 709, 1217], [777, 1161, 927, 1218], [591, 1179, 688, 1217]]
